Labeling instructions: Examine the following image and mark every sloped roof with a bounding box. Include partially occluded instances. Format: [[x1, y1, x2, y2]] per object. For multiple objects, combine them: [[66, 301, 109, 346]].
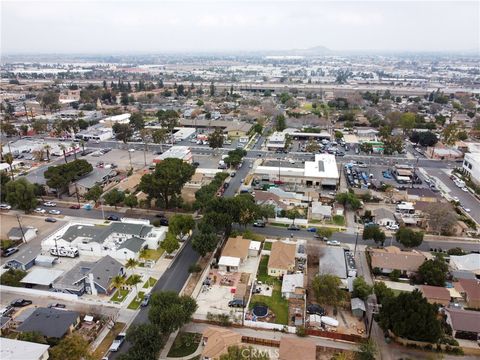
[[420, 285, 451, 301], [446, 308, 480, 333], [278, 336, 316, 360], [222, 236, 250, 259], [369, 246, 426, 272], [458, 279, 480, 301], [450, 254, 480, 274], [17, 308, 79, 338], [202, 327, 242, 359], [118, 236, 145, 252], [268, 241, 296, 270]]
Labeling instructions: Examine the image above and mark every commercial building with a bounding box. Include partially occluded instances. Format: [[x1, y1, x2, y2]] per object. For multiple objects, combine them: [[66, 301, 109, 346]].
[[462, 152, 480, 186], [153, 146, 193, 164], [76, 125, 113, 141], [0, 338, 50, 360], [254, 154, 339, 189], [100, 113, 131, 124], [266, 131, 286, 150]]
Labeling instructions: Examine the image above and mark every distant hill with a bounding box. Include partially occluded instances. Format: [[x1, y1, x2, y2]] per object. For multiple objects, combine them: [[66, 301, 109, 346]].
[[263, 45, 332, 57]]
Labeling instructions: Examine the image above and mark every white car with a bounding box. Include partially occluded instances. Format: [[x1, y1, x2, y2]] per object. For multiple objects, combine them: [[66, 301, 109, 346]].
[[386, 224, 400, 230], [462, 187, 469, 192], [34, 208, 46, 214], [109, 333, 126, 352], [43, 201, 57, 207], [0, 204, 12, 210], [452, 196, 460, 202], [48, 209, 61, 215], [128, 149, 135, 152], [462, 207, 471, 213], [326, 240, 341, 246]]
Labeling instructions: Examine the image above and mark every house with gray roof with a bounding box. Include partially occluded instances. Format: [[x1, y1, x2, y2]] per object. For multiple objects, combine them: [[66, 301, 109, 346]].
[[52, 255, 124, 296], [372, 207, 396, 227], [17, 308, 80, 339], [68, 168, 116, 196], [42, 220, 167, 261]]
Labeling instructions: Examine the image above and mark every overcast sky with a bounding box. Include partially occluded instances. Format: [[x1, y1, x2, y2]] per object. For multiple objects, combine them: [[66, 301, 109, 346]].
[[1, 0, 479, 54]]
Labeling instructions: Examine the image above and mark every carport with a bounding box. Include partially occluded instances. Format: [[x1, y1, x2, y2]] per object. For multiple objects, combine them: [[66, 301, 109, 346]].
[[20, 268, 64, 288]]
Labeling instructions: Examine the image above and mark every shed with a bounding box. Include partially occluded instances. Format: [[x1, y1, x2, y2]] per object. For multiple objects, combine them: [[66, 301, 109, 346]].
[[351, 297, 366, 319], [248, 241, 261, 257], [218, 256, 241, 272], [35, 255, 57, 268]]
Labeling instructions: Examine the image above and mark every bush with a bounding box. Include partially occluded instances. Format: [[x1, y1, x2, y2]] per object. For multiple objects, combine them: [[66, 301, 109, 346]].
[[152, 220, 161, 227], [316, 227, 334, 239], [296, 326, 306, 337], [388, 269, 401, 281], [206, 312, 232, 327], [0, 268, 27, 287], [372, 267, 382, 276], [188, 263, 202, 273]]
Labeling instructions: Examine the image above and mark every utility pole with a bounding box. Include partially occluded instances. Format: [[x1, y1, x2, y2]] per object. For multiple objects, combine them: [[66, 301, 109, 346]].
[[16, 214, 27, 244], [367, 302, 382, 339]]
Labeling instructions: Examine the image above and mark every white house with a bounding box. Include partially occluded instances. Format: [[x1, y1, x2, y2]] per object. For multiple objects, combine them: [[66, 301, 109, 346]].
[[281, 273, 305, 299]]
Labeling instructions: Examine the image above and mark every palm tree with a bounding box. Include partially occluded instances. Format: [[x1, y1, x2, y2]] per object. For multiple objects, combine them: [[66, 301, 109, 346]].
[[79, 139, 86, 153], [43, 144, 51, 162], [111, 275, 125, 292], [140, 129, 150, 167], [59, 144, 68, 164], [33, 149, 45, 162], [125, 258, 138, 275], [128, 274, 143, 301], [4, 152, 14, 180], [71, 143, 77, 160]]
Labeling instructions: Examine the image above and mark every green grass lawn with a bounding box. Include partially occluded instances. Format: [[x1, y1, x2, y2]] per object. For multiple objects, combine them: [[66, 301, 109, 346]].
[[111, 289, 130, 303], [256, 255, 280, 286], [332, 215, 346, 226], [263, 242, 272, 251], [127, 291, 145, 310], [167, 332, 202, 358], [141, 248, 165, 261], [249, 284, 289, 325], [142, 277, 157, 288]]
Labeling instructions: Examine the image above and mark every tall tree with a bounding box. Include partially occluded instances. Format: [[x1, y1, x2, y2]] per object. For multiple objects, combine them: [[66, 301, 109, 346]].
[[362, 225, 386, 246], [208, 128, 224, 153], [120, 323, 165, 360], [191, 230, 218, 256], [124, 194, 138, 209], [84, 184, 103, 203], [417, 258, 448, 286], [395, 227, 423, 248], [104, 189, 125, 209], [138, 158, 195, 209], [113, 123, 133, 144], [168, 214, 195, 239], [311, 274, 345, 307], [161, 231, 180, 254], [129, 112, 145, 131], [148, 291, 197, 334], [352, 276, 372, 300], [286, 207, 301, 226], [49, 334, 92, 360], [5, 178, 38, 213]]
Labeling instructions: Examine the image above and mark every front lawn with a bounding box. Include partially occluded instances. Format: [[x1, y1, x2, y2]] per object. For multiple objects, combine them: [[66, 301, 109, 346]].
[[141, 248, 165, 261], [249, 283, 289, 325], [127, 291, 145, 310], [142, 277, 157, 288], [167, 332, 202, 358], [332, 215, 346, 226], [263, 242, 272, 251], [110, 289, 130, 303]]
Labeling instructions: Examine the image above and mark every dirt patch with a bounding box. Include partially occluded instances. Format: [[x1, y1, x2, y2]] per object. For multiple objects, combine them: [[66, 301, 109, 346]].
[[0, 213, 62, 239], [306, 241, 322, 304], [182, 254, 210, 297]]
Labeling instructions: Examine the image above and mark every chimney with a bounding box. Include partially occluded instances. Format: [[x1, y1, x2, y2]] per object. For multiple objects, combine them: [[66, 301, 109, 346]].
[[88, 273, 98, 296]]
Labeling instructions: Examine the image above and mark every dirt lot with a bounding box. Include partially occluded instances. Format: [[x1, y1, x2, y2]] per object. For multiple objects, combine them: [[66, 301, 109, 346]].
[[0, 212, 63, 239]]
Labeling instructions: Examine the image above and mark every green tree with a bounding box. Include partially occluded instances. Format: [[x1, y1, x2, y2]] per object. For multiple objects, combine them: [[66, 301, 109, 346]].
[[394, 227, 423, 248], [191, 229, 218, 256], [18, 331, 47, 344], [442, 123, 460, 146], [44, 159, 93, 197], [352, 276, 372, 300], [275, 114, 286, 131], [103, 189, 125, 209], [111, 275, 125, 291], [208, 128, 224, 152], [356, 339, 377, 360], [49, 334, 92, 360], [0, 268, 27, 286], [286, 207, 301, 226], [138, 158, 195, 209], [84, 184, 103, 203], [362, 225, 386, 246], [120, 323, 165, 360], [0, 172, 10, 202], [124, 194, 138, 209], [382, 135, 404, 155], [152, 128, 168, 152], [399, 112, 416, 133], [336, 192, 361, 210], [373, 281, 395, 305], [305, 140, 320, 153], [378, 290, 442, 342], [125, 258, 138, 275], [0, 122, 18, 136], [112, 123, 133, 144], [5, 178, 38, 213], [129, 112, 145, 131], [418, 258, 448, 286], [311, 274, 345, 307], [334, 131, 344, 140], [224, 148, 247, 168], [161, 231, 180, 254], [168, 214, 195, 238], [148, 291, 197, 334], [127, 274, 143, 300]]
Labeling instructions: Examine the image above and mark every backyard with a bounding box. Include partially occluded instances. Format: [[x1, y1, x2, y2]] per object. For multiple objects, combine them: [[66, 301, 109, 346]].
[[166, 332, 202, 358], [251, 255, 288, 325]]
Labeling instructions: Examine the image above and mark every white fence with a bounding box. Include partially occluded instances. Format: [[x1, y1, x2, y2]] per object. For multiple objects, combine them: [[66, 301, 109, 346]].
[[270, 217, 308, 226], [244, 320, 296, 333]]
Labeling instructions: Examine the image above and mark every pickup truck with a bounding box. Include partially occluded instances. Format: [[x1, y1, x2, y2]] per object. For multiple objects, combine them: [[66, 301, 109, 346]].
[[109, 333, 126, 352]]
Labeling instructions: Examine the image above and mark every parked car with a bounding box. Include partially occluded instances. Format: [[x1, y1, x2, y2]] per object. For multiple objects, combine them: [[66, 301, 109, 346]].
[[10, 299, 32, 307], [462, 207, 471, 213], [45, 217, 57, 223], [107, 215, 120, 221], [48, 303, 66, 308], [34, 208, 46, 214], [69, 204, 81, 209], [48, 210, 61, 215], [2, 247, 19, 257], [0, 204, 12, 210], [0, 305, 15, 317], [43, 201, 57, 207], [230, 171, 236, 177], [306, 227, 317, 232], [306, 304, 326, 316], [326, 240, 341, 246], [192, 162, 200, 168], [228, 299, 245, 308], [109, 333, 126, 352], [159, 218, 169, 226], [253, 220, 266, 228], [287, 224, 301, 231], [386, 224, 399, 231], [140, 293, 151, 307]]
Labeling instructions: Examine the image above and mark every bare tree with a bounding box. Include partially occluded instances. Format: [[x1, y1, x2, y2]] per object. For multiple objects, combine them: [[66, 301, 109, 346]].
[[424, 203, 457, 235]]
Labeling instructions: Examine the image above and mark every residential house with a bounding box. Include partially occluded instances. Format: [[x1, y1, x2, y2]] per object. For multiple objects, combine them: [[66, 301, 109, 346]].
[[281, 273, 305, 299], [310, 202, 332, 221], [450, 254, 480, 276], [7, 227, 38, 242], [372, 208, 396, 227], [69, 168, 115, 196], [456, 279, 480, 309], [42, 221, 166, 261], [268, 241, 296, 277], [444, 308, 480, 340], [218, 236, 252, 272], [369, 246, 428, 276], [52, 255, 125, 296], [0, 338, 50, 360], [201, 327, 242, 360], [420, 285, 451, 306], [17, 308, 80, 339], [278, 337, 316, 360], [6, 250, 38, 271]]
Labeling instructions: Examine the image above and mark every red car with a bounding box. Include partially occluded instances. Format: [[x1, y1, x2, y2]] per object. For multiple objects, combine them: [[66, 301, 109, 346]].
[[69, 204, 81, 209]]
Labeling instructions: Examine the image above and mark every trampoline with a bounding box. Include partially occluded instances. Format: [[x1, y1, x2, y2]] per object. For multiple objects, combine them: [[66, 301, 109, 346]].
[[252, 304, 268, 318]]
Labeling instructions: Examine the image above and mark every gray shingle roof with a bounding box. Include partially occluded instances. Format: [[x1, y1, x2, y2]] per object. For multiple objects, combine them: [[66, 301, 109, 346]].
[[17, 308, 79, 338], [118, 236, 145, 253], [76, 168, 114, 189], [61, 223, 152, 244]]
